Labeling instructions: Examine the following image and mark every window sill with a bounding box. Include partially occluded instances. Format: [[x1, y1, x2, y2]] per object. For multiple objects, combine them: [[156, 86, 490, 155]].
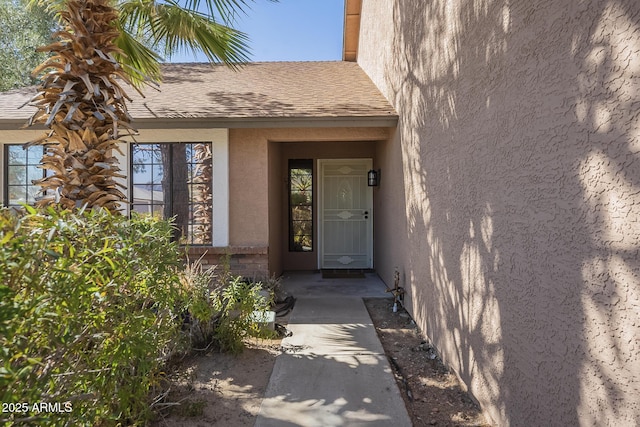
[[187, 245, 268, 255]]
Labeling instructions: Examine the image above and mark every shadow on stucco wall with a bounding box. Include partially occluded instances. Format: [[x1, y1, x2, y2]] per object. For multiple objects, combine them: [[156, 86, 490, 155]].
[[373, 0, 639, 425]]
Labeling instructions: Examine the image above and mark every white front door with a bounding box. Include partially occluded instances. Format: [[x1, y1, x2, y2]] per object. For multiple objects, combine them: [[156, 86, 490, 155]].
[[318, 159, 373, 269]]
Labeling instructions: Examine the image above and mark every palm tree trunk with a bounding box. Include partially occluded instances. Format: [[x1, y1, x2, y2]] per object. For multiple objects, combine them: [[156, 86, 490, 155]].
[[193, 143, 213, 244], [26, 0, 137, 212]]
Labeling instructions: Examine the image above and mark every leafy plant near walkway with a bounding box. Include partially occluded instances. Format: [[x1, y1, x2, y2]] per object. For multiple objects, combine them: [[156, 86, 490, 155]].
[[178, 258, 276, 355], [0, 207, 273, 425], [0, 207, 184, 425], [213, 276, 275, 354]]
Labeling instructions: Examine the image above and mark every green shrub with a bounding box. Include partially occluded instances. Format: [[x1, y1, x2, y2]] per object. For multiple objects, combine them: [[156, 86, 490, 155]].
[[212, 276, 275, 354], [0, 206, 275, 425], [0, 206, 190, 426], [176, 256, 220, 351], [178, 258, 276, 355]]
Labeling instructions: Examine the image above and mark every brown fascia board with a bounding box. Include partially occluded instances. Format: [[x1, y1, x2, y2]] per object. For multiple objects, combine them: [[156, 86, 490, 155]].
[[129, 115, 398, 129], [0, 120, 35, 131], [343, 0, 362, 62], [132, 115, 398, 129], [0, 115, 398, 131]]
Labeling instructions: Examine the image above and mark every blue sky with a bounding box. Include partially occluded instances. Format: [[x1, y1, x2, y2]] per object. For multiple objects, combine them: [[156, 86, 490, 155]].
[[170, 0, 345, 63]]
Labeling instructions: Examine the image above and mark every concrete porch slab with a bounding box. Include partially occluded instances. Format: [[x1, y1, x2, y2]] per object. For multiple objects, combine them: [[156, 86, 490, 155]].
[[279, 271, 390, 299], [288, 297, 375, 324]]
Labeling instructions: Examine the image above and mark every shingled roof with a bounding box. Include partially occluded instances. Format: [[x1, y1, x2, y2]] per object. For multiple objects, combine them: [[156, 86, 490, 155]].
[[0, 61, 397, 128]]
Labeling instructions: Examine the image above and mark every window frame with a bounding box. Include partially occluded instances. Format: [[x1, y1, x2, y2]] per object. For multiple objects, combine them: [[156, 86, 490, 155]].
[[3, 143, 46, 209], [288, 159, 314, 252], [129, 141, 214, 246]]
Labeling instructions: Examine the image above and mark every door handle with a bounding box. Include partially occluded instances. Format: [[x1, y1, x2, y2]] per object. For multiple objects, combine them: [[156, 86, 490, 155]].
[[364, 210, 369, 219]]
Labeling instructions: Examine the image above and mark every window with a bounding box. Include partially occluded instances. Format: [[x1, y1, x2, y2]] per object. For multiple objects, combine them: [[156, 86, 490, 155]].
[[2, 141, 215, 245], [289, 159, 313, 252], [131, 142, 213, 245], [4, 144, 45, 209]]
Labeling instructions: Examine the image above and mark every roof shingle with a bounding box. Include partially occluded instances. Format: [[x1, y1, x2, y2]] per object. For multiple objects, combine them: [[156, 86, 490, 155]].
[[0, 61, 396, 126]]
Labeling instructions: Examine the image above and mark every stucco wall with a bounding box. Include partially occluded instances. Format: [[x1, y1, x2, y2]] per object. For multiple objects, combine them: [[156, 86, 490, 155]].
[[358, 1, 640, 426], [229, 129, 270, 246], [234, 127, 389, 274]]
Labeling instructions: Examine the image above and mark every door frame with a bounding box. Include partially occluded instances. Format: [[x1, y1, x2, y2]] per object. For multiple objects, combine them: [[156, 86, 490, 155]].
[[317, 158, 374, 269]]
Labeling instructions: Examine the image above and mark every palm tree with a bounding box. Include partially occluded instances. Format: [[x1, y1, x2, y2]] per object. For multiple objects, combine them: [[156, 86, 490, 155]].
[[25, 0, 262, 212]]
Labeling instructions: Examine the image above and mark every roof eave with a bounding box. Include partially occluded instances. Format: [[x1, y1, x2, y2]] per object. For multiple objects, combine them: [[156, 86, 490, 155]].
[[0, 120, 31, 131], [131, 115, 398, 129], [343, 0, 362, 62], [0, 115, 398, 131]]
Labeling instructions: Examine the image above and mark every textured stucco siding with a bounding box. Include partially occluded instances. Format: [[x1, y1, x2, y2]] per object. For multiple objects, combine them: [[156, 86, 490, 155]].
[[230, 127, 390, 273], [359, 1, 640, 426], [229, 129, 270, 246]]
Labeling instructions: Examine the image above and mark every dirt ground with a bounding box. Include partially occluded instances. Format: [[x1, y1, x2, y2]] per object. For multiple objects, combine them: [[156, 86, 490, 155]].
[[364, 298, 491, 427], [152, 298, 490, 427]]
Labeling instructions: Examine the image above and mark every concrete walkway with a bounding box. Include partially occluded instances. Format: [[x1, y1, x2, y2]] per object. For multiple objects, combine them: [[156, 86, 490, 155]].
[[254, 272, 412, 427]]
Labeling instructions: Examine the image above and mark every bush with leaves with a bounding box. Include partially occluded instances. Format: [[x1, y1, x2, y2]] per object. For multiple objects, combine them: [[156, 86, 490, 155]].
[[0, 206, 197, 426], [0, 207, 271, 426], [212, 276, 275, 354], [0, 206, 277, 425], [178, 258, 276, 355], [176, 257, 220, 351]]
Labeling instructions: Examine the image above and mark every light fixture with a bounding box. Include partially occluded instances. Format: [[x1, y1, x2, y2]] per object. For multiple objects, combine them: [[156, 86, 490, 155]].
[[367, 169, 379, 187]]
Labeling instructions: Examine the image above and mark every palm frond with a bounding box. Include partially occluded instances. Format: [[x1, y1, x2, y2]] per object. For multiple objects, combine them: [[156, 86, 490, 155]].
[[182, 0, 249, 23], [27, 0, 66, 18], [114, 25, 164, 86], [30, 0, 268, 83], [119, 0, 251, 67], [156, 2, 251, 64]]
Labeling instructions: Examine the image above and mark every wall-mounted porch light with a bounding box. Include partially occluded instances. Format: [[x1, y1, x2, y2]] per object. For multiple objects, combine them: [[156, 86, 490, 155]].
[[367, 169, 379, 187]]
